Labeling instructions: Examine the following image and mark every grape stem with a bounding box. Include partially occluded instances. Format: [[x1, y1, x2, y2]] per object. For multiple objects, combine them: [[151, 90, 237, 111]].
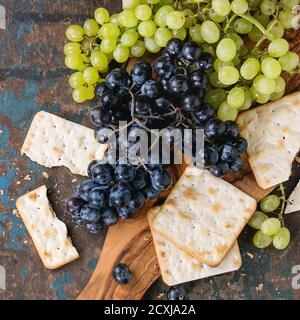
[[224, 14, 237, 33], [238, 13, 267, 36]]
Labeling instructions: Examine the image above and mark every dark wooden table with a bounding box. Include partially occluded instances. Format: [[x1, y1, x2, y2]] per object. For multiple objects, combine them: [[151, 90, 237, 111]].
[[0, 0, 300, 300]]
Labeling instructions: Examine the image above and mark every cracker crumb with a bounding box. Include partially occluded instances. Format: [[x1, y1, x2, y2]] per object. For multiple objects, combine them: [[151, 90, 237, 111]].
[[24, 240, 28, 244], [156, 292, 164, 299], [24, 175, 31, 181], [246, 252, 254, 259], [241, 273, 247, 276], [12, 209, 20, 217], [42, 172, 49, 179], [256, 283, 264, 292], [0, 190, 3, 195], [16, 181, 21, 185], [71, 179, 77, 183]]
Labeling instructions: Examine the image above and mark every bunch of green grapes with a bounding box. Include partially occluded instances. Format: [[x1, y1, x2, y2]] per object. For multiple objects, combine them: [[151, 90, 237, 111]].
[[194, 0, 300, 122], [64, 0, 188, 103], [248, 194, 290, 250]]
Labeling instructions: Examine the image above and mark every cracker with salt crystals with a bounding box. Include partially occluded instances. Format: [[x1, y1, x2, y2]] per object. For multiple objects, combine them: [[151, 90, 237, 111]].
[[152, 166, 256, 267], [21, 111, 107, 176], [16, 185, 79, 269], [285, 180, 300, 214], [148, 206, 242, 286], [237, 92, 300, 189]]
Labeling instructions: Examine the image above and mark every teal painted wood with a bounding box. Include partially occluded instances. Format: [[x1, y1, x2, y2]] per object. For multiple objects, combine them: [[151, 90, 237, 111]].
[[0, 0, 300, 300]]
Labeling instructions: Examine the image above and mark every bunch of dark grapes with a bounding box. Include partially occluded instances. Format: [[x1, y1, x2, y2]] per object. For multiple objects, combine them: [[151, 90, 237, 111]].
[[67, 39, 248, 234]]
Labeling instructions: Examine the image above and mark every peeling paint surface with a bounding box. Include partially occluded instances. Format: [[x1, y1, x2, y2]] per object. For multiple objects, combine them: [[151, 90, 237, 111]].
[[0, 0, 300, 300]]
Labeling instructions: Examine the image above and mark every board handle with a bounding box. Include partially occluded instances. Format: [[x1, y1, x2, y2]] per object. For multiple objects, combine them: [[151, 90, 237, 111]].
[[77, 211, 160, 300]]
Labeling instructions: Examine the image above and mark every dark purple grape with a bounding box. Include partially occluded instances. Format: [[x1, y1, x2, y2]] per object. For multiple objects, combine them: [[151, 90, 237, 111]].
[[130, 168, 148, 190], [88, 187, 107, 209], [150, 169, 172, 191], [101, 207, 118, 226], [154, 55, 176, 79], [225, 121, 239, 138], [191, 103, 215, 125], [106, 68, 130, 92], [195, 52, 214, 70], [141, 184, 159, 200], [209, 161, 229, 178], [141, 80, 161, 99], [66, 197, 86, 215], [204, 119, 226, 141], [90, 107, 112, 127], [219, 144, 238, 162], [131, 61, 152, 85], [90, 163, 114, 185], [115, 164, 136, 183], [181, 94, 201, 112], [95, 82, 108, 98], [80, 205, 101, 223], [113, 263, 132, 285], [168, 74, 190, 95], [190, 70, 208, 89], [86, 222, 102, 234], [100, 91, 120, 109], [78, 180, 99, 201], [117, 206, 136, 219], [128, 191, 145, 209], [182, 41, 202, 62], [167, 285, 186, 300], [230, 155, 243, 172], [165, 39, 183, 58], [109, 183, 132, 208]]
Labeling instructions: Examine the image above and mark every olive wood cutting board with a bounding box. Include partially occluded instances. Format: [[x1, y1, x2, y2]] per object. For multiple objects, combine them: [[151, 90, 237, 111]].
[[77, 30, 300, 299]]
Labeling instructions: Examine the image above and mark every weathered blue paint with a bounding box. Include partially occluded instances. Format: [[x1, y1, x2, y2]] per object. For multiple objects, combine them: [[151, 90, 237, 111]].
[[87, 258, 97, 271], [20, 268, 29, 278], [53, 276, 68, 300]]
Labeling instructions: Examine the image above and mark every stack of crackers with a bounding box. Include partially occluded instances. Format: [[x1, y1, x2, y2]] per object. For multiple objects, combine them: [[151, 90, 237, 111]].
[[148, 166, 256, 285]]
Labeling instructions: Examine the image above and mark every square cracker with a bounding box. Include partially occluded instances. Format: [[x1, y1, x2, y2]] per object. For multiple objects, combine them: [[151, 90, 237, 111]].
[[16, 185, 79, 269], [285, 180, 300, 214], [151, 165, 256, 267], [21, 111, 107, 176], [237, 92, 300, 189], [148, 206, 242, 286]]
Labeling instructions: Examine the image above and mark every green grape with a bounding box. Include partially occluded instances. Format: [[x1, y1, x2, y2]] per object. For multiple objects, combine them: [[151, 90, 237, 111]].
[[121, 29, 139, 47], [118, 10, 138, 28], [279, 52, 300, 72], [253, 11, 270, 27], [260, 0, 276, 16], [166, 11, 185, 30], [231, 0, 249, 14], [224, 33, 243, 51], [273, 227, 290, 250], [201, 21, 220, 44], [81, 53, 90, 64], [274, 74, 287, 90], [66, 25, 84, 42], [202, 44, 215, 57], [234, 18, 253, 34], [209, 9, 227, 23], [253, 230, 272, 249], [65, 54, 84, 70], [268, 39, 289, 58], [172, 27, 187, 41], [154, 27, 172, 47], [69, 72, 85, 88], [189, 24, 204, 43], [159, 0, 174, 4], [267, 20, 284, 40], [110, 14, 120, 25], [99, 23, 120, 39], [214, 59, 234, 71], [248, 211, 269, 230], [271, 90, 285, 101], [81, 38, 92, 54], [250, 0, 263, 8], [232, 54, 241, 67], [239, 87, 253, 110], [261, 57, 282, 79], [87, 85, 95, 100], [113, 44, 130, 63], [216, 38, 236, 62], [72, 86, 88, 103], [138, 20, 157, 37], [154, 5, 174, 27], [260, 194, 280, 213], [291, 14, 300, 30], [131, 40, 146, 57], [100, 37, 117, 54], [212, 0, 231, 16], [256, 92, 271, 104], [217, 101, 238, 121], [148, 0, 160, 3], [90, 51, 108, 71], [249, 27, 263, 42], [227, 87, 245, 109], [135, 4, 152, 20], [279, 11, 293, 29], [253, 75, 276, 95], [281, 0, 299, 9], [94, 8, 110, 25], [209, 72, 228, 88], [144, 37, 161, 53], [83, 67, 99, 85], [218, 66, 239, 85], [205, 88, 226, 109], [83, 19, 99, 37], [261, 218, 281, 236], [64, 42, 81, 56], [122, 0, 140, 10], [183, 9, 197, 28]]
